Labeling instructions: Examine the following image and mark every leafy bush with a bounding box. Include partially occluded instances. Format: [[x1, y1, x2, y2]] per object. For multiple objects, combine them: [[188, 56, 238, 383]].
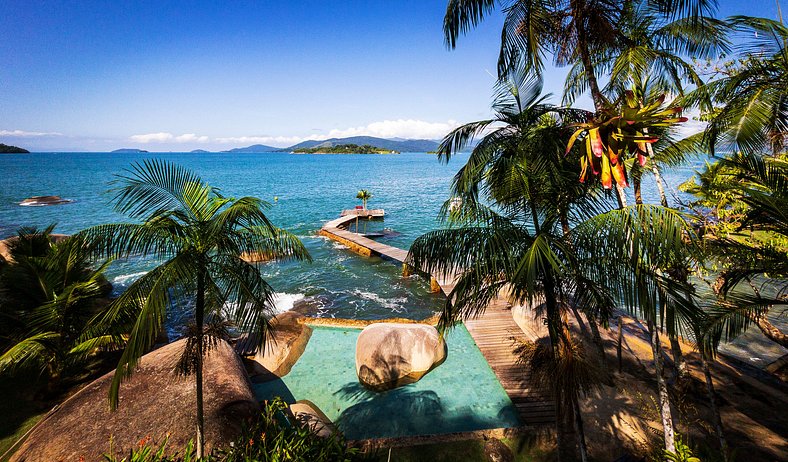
[[104, 398, 361, 462]]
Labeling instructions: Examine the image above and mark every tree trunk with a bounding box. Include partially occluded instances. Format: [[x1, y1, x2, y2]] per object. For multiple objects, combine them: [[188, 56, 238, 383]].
[[588, 317, 610, 379], [572, 395, 589, 462], [195, 269, 206, 458], [752, 313, 788, 348], [644, 135, 669, 207], [617, 316, 624, 373], [701, 353, 729, 461], [670, 336, 689, 382], [648, 320, 676, 453]]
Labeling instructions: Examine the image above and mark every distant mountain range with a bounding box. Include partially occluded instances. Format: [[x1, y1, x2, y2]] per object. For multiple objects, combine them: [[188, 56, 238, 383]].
[[223, 144, 280, 153], [111, 148, 149, 153], [285, 136, 439, 153]]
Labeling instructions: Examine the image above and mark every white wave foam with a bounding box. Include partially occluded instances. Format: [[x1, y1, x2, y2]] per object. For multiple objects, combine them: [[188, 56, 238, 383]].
[[112, 271, 148, 284], [352, 290, 407, 313], [272, 292, 305, 314]]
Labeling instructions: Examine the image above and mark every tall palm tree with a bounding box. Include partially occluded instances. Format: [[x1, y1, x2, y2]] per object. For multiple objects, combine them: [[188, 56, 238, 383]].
[[692, 16, 788, 156], [356, 189, 373, 210], [444, 0, 717, 204], [79, 160, 310, 457], [408, 75, 695, 458], [0, 228, 121, 394]]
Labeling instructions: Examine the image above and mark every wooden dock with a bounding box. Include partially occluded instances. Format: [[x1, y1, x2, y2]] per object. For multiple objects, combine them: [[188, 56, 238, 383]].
[[319, 209, 554, 427]]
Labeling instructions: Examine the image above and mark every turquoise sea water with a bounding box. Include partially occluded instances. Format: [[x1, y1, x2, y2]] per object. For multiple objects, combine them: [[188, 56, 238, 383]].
[[1, 152, 781, 366], [0, 151, 699, 321], [253, 325, 521, 439]]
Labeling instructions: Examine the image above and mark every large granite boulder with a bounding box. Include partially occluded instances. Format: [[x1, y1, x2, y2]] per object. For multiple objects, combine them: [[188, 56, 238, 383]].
[[237, 311, 312, 379], [10, 339, 258, 462], [355, 323, 446, 391], [289, 400, 336, 438]]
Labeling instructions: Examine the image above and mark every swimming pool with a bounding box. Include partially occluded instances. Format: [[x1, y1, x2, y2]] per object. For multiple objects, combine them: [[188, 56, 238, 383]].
[[253, 324, 520, 440]]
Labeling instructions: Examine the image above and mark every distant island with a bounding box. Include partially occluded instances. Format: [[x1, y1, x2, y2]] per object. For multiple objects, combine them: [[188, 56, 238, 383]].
[[190, 149, 210, 153], [0, 143, 30, 153], [286, 136, 439, 153], [292, 144, 398, 154], [111, 148, 149, 153], [223, 144, 280, 153]]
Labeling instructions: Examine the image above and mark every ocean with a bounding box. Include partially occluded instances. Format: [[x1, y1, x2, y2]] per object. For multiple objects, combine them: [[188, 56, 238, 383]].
[[9, 151, 781, 366]]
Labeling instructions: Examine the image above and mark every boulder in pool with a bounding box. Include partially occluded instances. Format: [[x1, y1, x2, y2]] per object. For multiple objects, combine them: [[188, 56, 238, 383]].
[[289, 400, 336, 438], [19, 195, 74, 206], [355, 322, 446, 391], [237, 311, 312, 379], [9, 339, 258, 462]]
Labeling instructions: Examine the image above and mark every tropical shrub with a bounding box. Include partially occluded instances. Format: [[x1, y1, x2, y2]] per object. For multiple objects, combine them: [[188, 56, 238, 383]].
[[103, 398, 361, 462]]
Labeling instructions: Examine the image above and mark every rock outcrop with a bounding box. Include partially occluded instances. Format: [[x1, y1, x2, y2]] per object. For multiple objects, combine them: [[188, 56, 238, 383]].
[[355, 322, 446, 391], [238, 311, 312, 378], [18, 195, 73, 206], [289, 400, 336, 438], [9, 339, 258, 462]]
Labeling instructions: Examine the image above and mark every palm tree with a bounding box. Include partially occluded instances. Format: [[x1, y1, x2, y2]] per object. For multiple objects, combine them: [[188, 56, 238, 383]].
[[443, 0, 717, 204], [78, 160, 310, 457], [0, 227, 122, 394], [356, 189, 372, 210], [692, 16, 788, 156], [700, 153, 788, 348]]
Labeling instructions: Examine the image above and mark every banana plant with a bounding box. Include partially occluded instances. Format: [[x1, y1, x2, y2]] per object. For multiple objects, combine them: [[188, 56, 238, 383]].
[[566, 92, 688, 189]]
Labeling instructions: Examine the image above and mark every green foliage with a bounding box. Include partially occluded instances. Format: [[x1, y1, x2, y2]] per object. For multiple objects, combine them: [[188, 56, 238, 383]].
[[0, 227, 123, 392], [355, 189, 373, 209], [687, 16, 788, 155], [567, 92, 688, 189], [102, 398, 360, 462], [0, 143, 29, 153], [292, 144, 397, 154], [663, 437, 701, 462]]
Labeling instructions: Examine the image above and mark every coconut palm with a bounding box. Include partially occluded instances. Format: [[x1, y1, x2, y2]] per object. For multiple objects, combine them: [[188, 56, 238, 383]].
[[443, 0, 717, 109], [692, 16, 788, 156], [78, 160, 311, 457], [409, 75, 697, 459], [356, 189, 372, 210], [0, 227, 122, 394], [699, 153, 788, 348]]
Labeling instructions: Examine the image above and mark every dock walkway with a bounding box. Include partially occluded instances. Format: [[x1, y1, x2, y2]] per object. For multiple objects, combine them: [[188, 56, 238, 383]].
[[319, 210, 554, 427]]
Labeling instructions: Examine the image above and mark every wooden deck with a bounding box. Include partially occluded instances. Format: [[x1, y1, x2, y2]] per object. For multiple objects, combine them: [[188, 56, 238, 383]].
[[319, 210, 555, 427], [464, 299, 555, 426]]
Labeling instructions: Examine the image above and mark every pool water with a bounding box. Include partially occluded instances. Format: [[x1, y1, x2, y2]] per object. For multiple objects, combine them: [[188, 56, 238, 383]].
[[253, 324, 521, 439]]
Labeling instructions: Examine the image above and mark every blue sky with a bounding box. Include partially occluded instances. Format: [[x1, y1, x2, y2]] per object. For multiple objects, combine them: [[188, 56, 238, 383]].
[[0, 0, 779, 151]]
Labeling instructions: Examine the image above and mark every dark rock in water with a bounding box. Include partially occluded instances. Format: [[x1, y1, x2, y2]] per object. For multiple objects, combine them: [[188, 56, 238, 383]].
[[8, 339, 258, 462], [19, 195, 74, 206]]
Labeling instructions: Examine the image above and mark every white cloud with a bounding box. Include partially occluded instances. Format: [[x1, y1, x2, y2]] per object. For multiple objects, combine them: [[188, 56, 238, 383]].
[[129, 132, 174, 143], [0, 129, 63, 137], [129, 132, 209, 143], [325, 119, 459, 140], [214, 135, 311, 146], [214, 119, 460, 147], [174, 133, 210, 143]]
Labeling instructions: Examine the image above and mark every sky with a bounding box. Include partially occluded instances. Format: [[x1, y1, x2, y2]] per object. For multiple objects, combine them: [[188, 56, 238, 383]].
[[0, 0, 780, 151]]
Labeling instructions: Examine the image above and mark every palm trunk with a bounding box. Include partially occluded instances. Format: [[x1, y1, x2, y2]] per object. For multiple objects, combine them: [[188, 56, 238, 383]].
[[195, 269, 206, 458], [752, 313, 788, 348], [670, 337, 689, 382], [648, 320, 676, 452], [528, 192, 567, 462], [572, 395, 589, 462], [572, 1, 628, 209], [700, 353, 729, 461]]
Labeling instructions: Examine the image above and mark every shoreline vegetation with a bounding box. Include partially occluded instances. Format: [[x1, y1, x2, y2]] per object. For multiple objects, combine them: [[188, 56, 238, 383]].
[[0, 143, 29, 153], [4, 2, 788, 462], [291, 143, 399, 154]]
